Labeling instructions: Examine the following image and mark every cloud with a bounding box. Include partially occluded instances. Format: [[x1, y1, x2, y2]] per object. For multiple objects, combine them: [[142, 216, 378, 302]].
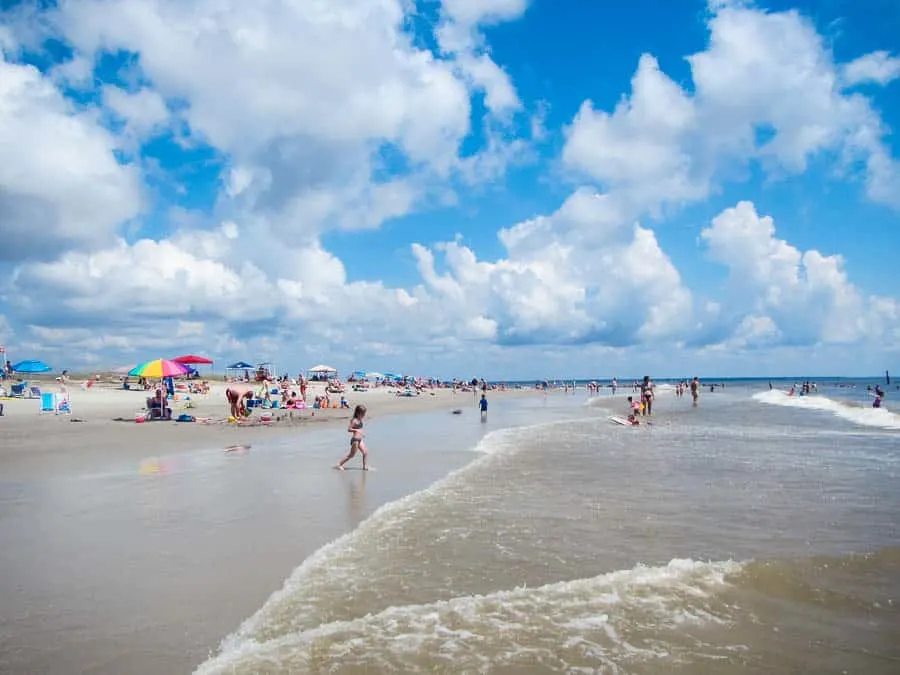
[[411, 188, 693, 346], [563, 2, 900, 211], [0, 0, 898, 374], [440, 0, 530, 26], [102, 85, 169, 138], [435, 0, 525, 123], [0, 53, 143, 261], [563, 54, 704, 213], [701, 201, 896, 346], [49, 0, 479, 238], [57, 1, 469, 162], [841, 51, 900, 87]]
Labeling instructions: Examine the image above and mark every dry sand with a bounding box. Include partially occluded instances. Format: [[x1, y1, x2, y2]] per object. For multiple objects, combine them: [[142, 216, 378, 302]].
[[0, 377, 532, 477]]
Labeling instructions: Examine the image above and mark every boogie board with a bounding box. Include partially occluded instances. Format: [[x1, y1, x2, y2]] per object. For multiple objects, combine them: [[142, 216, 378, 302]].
[[609, 416, 632, 426]]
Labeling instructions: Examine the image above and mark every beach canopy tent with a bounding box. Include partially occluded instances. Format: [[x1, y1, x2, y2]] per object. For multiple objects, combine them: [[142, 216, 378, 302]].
[[12, 360, 52, 373], [226, 361, 254, 370], [173, 354, 214, 365], [308, 365, 337, 374]]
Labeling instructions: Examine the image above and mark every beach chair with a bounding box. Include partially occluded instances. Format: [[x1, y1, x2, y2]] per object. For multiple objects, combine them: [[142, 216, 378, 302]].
[[57, 395, 71, 415], [39, 392, 57, 414], [29, 386, 42, 399], [10, 381, 28, 397]]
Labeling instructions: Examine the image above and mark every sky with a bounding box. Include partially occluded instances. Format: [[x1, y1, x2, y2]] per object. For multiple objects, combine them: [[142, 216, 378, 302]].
[[0, 0, 899, 380]]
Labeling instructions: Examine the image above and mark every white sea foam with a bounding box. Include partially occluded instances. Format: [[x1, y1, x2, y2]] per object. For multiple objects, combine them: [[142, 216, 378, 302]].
[[195, 558, 744, 674], [204, 417, 590, 662], [584, 395, 618, 408], [753, 390, 900, 430]]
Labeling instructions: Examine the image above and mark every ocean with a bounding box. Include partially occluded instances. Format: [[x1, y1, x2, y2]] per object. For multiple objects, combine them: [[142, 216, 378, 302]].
[[195, 380, 900, 674]]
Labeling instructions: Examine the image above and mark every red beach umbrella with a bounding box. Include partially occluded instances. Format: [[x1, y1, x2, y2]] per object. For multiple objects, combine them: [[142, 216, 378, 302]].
[[173, 354, 214, 365]]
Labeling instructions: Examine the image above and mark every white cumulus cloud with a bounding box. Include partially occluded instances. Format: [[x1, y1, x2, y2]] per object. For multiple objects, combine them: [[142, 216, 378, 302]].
[[0, 53, 143, 261], [702, 201, 895, 346], [0, 0, 898, 374]]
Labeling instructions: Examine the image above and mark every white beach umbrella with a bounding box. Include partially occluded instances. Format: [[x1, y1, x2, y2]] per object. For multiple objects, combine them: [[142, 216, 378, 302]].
[[308, 364, 337, 373], [366, 371, 384, 379]]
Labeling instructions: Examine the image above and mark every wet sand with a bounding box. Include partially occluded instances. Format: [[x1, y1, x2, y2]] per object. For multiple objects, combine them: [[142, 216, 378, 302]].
[[0, 381, 534, 674], [0, 380, 527, 477]]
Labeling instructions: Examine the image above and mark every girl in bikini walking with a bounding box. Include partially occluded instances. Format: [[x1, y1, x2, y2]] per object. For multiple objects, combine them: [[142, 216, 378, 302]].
[[335, 404, 370, 470]]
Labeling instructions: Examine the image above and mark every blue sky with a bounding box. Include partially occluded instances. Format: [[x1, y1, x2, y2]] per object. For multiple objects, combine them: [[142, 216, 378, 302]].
[[0, 0, 898, 379]]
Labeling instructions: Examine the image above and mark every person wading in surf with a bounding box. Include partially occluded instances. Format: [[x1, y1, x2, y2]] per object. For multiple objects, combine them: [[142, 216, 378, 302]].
[[336, 404, 369, 471], [640, 376, 654, 416]]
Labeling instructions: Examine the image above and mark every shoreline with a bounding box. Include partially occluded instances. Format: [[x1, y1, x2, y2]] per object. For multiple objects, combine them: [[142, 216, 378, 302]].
[[0, 387, 542, 675], [0, 380, 536, 477]]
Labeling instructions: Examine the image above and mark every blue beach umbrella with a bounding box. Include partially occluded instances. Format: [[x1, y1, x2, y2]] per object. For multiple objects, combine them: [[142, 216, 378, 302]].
[[12, 360, 52, 373], [352, 370, 367, 378]]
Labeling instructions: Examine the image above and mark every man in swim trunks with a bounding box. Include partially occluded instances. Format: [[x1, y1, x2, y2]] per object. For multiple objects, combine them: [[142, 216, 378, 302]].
[[226, 387, 251, 418], [690, 377, 700, 407]]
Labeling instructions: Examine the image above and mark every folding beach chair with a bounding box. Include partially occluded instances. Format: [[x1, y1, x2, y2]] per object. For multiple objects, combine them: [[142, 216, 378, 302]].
[[29, 386, 42, 399], [56, 395, 71, 415], [10, 381, 28, 397]]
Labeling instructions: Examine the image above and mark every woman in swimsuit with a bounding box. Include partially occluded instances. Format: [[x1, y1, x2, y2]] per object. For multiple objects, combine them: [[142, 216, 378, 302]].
[[336, 404, 369, 470]]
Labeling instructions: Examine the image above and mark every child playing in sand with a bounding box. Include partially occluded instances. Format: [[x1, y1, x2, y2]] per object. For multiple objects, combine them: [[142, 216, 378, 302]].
[[335, 404, 369, 471]]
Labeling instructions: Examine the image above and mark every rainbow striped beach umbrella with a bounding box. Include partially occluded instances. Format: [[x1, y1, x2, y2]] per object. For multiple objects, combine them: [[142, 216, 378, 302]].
[[129, 359, 191, 378]]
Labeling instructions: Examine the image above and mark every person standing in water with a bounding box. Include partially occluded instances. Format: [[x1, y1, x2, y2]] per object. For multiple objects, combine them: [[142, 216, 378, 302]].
[[640, 375, 654, 416], [479, 393, 488, 421], [336, 404, 369, 471], [690, 376, 700, 407]]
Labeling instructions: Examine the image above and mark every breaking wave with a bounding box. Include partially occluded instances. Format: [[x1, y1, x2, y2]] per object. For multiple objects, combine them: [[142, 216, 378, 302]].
[[753, 390, 900, 430]]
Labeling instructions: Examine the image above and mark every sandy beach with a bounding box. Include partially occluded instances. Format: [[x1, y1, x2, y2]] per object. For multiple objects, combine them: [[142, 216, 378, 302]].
[[0, 377, 529, 478], [0, 376, 536, 674]]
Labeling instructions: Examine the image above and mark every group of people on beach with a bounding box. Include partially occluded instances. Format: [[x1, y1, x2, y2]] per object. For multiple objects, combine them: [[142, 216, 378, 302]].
[[623, 375, 701, 424]]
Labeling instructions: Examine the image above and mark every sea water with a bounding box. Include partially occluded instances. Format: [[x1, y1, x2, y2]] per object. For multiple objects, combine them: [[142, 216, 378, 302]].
[[196, 384, 900, 674]]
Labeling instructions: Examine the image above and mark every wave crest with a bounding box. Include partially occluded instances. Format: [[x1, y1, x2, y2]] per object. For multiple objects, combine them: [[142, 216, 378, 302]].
[[753, 390, 900, 430], [195, 558, 743, 674]]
